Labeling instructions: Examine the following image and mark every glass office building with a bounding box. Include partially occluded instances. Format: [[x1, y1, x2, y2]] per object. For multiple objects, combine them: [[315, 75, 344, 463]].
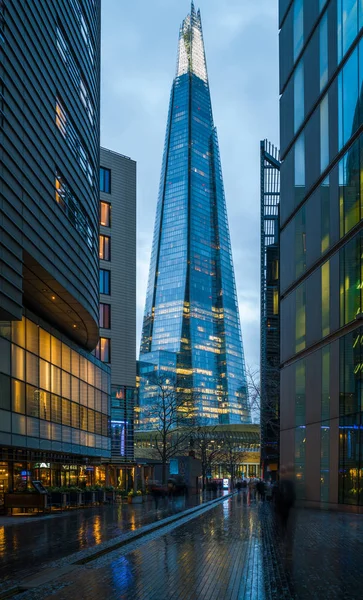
[[139, 3, 250, 428], [279, 0, 363, 508]]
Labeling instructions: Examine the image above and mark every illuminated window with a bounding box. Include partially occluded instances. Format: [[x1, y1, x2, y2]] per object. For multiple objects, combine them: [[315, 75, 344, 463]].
[[99, 235, 110, 261], [95, 338, 111, 363], [99, 269, 111, 295], [321, 261, 330, 337], [99, 303, 111, 329], [100, 202, 111, 227], [273, 289, 279, 315], [100, 167, 111, 193]]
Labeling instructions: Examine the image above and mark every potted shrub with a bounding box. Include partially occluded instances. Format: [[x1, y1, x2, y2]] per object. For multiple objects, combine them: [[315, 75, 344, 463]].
[[104, 486, 115, 504], [127, 490, 143, 504]]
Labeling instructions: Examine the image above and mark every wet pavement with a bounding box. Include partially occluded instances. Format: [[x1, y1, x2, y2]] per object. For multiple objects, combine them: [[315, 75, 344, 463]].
[[3, 495, 363, 600], [0, 493, 216, 585], [7, 493, 363, 600]]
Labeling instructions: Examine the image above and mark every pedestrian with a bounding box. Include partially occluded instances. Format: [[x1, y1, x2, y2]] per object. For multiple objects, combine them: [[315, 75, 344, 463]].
[[256, 479, 266, 501], [241, 479, 248, 502], [275, 466, 296, 554]]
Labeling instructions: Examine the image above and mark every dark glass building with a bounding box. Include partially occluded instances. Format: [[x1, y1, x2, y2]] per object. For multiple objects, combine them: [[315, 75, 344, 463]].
[[279, 0, 363, 508], [260, 140, 280, 481], [0, 0, 110, 492], [139, 3, 250, 428]]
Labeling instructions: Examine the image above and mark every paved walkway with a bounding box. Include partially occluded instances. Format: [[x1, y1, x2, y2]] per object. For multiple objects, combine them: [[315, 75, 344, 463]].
[[6, 494, 363, 600], [0, 493, 217, 585]]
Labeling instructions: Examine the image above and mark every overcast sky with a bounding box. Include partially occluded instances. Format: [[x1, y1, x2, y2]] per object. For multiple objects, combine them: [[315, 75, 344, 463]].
[[100, 0, 279, 371]]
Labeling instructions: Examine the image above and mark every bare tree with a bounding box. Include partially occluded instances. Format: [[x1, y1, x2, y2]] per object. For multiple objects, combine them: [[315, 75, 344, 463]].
[[217, 434, 248, 487], [143, 375, 196, 483], [191, 425, 224, 490], [246, 364, 279, 438]]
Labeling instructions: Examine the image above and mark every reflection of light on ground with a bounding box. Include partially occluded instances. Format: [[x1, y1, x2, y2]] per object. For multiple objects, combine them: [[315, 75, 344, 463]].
[[223, 500, 230, 520], [0, 526, 4, 557], [78, 521, 86, 549], [93, 515, 102, 544], [112, 555, 134, 590]]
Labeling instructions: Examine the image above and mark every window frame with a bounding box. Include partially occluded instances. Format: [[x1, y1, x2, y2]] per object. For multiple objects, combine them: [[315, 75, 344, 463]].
[[99, 303, 111, 329], [99, 269, 111, 295], [99, 234, 111, 261], [100, 167, 111, 194], [100, 201, 111, 227]]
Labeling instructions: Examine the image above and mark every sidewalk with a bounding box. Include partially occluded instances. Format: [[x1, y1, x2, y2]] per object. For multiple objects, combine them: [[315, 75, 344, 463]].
[[0, 492, 224, 587], [7, 495, 363, 600]]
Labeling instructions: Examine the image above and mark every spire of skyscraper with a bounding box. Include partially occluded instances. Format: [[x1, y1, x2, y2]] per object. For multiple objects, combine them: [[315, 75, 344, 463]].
[[139, 7, 250, 428], [176, 3, 208, 82]]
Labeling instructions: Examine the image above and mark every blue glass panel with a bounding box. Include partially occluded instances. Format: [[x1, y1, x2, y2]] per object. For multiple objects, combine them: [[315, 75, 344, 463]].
[[294, 60, 304, 133], [293, 0, 304, 62]]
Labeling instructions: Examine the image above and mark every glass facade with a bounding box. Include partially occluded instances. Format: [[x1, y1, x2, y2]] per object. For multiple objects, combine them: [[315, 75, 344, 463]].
[[0, 316, 110, 457], [279, 0, 363, 508], [139, 5, 250, 427], [110, 386, 135, 462]]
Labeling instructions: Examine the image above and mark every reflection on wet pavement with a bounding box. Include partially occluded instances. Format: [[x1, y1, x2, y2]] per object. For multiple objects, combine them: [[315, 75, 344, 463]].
[[20, 494, 363, 600], [0, 493, 217, 584]]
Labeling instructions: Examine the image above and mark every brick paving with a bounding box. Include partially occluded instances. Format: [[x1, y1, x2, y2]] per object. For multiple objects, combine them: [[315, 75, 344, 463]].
[[4, 495, 363, 599], [0, 493, 214, 587]]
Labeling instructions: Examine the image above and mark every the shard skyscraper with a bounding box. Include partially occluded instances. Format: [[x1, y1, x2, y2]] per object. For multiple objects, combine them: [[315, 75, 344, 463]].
[[139, 3, 251, 427]]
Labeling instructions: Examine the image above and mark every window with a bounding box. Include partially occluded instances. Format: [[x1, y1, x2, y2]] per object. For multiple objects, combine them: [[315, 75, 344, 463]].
[[295, 284, 306, 353], [294, 60, 304, 133], [320, 93, 329, 172], [55, 98, 94, 185], [320, 13, 328, 91], [337, 0, 359, 63], [99, 303, 111, 329], [100, 167, 111, 193], [95, 338, 111, 363], [55, 173, 96, 250], [321, 176, 330, 254], [70, 0, 94, 63], [338, 48, 358, 150], [100, 202, 111, 227], [99, 235, 110, 261], [293, 0, 304, 62], [295, 206, 306, 278], [273, 289, 279, 315], [99, 269, 111, 295], [340, 232, 362, 325], [321, 261, 330, 337], [294, 133, 305, 207], [338, 136, 360, 237]]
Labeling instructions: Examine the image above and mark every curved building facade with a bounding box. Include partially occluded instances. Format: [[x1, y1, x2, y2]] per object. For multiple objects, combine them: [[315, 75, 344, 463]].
[[1, 0, 100, 349], [0, 1, 110, 492]]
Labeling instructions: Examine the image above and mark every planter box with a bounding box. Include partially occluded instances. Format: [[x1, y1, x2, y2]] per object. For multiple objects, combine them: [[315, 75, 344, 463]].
[[4, 493, 48, 513], [69, 492, 84, 506], [97, 490, 106, 504], [105, 491, 116, 504], [128, 496, 143, 504], [84, 491, 96, 505], [50, 492, 69, 508]]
